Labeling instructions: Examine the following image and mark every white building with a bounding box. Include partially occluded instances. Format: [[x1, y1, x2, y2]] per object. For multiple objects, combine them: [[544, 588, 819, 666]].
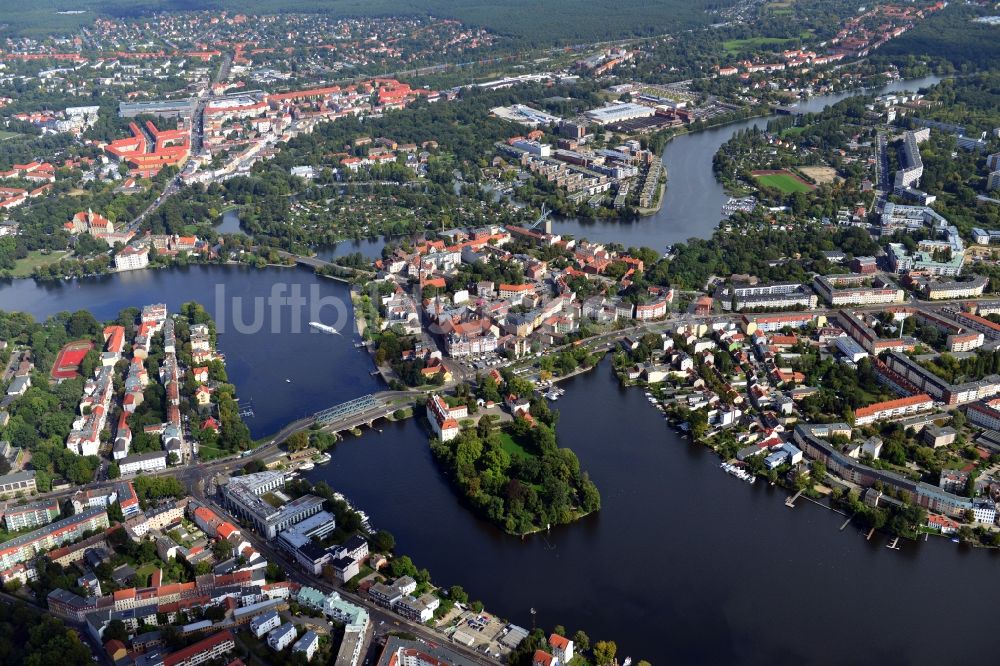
[[292, 630, 320, 662], [267, 622, 297, 651], [118, 451, 168, 476], [250, 610, 281, 638], [115, 246, 149, 271]]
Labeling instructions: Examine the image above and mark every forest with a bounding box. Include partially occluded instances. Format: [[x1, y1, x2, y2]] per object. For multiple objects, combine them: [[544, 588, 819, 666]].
[[877, 4, 1000, 72], [3, 0, 727, 44], [0, 601, 96, 666], [430, 396, 600, 535]]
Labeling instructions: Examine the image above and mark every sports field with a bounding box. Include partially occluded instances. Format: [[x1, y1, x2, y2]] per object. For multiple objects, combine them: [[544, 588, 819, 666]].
[[751, 169, 815, 193]]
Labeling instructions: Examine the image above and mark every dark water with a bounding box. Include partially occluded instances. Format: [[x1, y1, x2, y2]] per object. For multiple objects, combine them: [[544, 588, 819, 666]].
[[217, 209, 248, 235], [0, 265, 382, 437], [307, 359, 998, 664], [314, 238, 389, 262], [0, 74, 973, 664], [549, 76, 943, 248]]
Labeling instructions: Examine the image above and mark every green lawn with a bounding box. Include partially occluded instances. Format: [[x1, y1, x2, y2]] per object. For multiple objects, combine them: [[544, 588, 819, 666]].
[[11, 250, 67, 277], [197, 444, 228, 460], [498, 431, 534, 460], [0, 131, 21, 141], [135, 562, 160, 587], [753, 172, 814, 193], [723, 36, 794, 54]]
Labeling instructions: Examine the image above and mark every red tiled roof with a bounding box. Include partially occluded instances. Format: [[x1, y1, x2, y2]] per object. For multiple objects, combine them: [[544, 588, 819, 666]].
[[854, 394, 932, 418]]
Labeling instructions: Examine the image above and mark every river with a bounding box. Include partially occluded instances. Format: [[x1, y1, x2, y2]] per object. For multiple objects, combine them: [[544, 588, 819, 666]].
[[546, 75, 943, 248], [217, 75, 942, 257], [0, 75, 975, 664], [306, 359, 1000, 664], [0, 265, 383, 438]]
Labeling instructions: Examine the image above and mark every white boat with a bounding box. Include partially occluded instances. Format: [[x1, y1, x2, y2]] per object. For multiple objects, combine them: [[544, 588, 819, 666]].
[[314, 453, 332, 464], [299, 461, 315, 471], [309, 321, 341, 335], [721, 462, 755, 484]]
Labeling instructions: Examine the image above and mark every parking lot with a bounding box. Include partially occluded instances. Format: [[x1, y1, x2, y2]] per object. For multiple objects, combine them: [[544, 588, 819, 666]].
[[444, 609, 510, 658]]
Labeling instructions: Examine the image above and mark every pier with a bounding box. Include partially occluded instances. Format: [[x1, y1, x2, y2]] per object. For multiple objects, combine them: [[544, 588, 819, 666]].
[[786, 489, 803, 508]]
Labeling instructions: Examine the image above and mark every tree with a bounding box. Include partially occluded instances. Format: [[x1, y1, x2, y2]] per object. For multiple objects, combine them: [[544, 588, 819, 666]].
[[370, 530, 395, 553], [572, 630, 590, 653], [593, 640, 617, 666], [66, 310, 99, 338], [389, 555, 417, 579], [811, 460, 827, 484], [103, 619, 129, 643], [286, 431, 309, 452], [448, 585, 469, 604], [107, 462, 120, 479], [212, 539, 233, 561]]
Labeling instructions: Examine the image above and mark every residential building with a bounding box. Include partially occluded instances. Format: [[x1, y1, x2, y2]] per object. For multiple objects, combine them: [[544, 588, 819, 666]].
[[115, 245, 150, 271], [267, 622, 298, 651], [881, 351, 1000, 406], [794, 424, 978, 518], [119, 451, 168, 476], [2, 499, 59, 531], [549, 634, 575, 663], [0, 471, 37, 499], [162, 630, 235, 666], [0, 508, 108, 569], [853, 394, 934, 426], [250, 610, 281, 638], [922, 277, 988, 300], [293, 630, 319, 662], [813, 274, 904, 306]]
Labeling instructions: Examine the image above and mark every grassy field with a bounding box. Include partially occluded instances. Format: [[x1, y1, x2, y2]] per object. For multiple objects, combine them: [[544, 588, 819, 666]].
[[752, 170, 815, 193], [723, 36, 794, 55], [11, 250, 67, 277], [498, 431, 533, 460], [135, 562, 159, 587], [0, 131, 21, 141], [797, 165, 839, 185]]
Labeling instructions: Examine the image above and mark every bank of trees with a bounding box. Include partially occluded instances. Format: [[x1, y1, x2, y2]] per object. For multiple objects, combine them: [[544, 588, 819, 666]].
[[430, 416, 600, 535], [0, 600, 95, 666]]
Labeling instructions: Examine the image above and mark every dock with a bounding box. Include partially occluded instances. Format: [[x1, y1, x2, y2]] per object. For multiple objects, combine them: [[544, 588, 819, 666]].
[[866, 528, 875, 541], [887, 537, 901, 550], [839, 515, 852, 531], [785, 489, 803, 508]]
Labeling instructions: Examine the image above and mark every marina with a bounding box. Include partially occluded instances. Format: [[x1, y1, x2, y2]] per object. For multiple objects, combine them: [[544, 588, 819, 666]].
[[721, 462, 757, 485]]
